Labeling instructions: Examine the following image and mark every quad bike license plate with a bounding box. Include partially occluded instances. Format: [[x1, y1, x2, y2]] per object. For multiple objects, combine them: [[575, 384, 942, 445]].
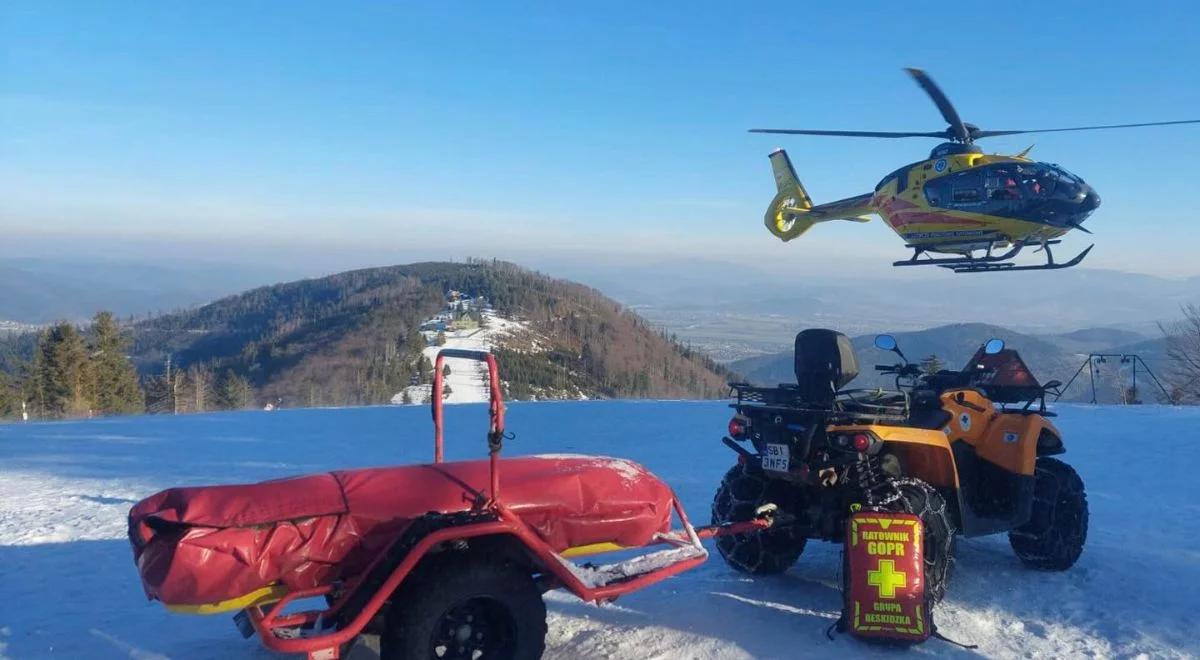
[[762, 443, 790, 472]]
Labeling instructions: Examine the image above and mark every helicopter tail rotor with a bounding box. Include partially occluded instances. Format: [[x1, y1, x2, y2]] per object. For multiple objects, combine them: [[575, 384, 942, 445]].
[[764, 150, 874, 241], [765, 149, 815, 241]]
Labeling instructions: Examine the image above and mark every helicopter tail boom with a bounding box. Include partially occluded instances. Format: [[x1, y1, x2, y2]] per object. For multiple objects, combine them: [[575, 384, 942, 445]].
[[765, 149, 873, 242]]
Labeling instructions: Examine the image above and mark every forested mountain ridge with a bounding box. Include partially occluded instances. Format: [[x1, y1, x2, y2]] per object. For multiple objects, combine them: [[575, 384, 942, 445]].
[[128, 260, 732, 408]]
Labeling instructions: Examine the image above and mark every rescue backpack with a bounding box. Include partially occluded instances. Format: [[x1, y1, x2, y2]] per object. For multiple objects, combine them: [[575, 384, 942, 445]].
[[838, 510, 932, 644]]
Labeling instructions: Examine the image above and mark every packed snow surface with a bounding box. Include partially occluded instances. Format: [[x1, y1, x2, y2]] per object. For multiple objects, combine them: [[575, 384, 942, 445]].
[[2, 402, 1199, 658], [393, 310, 532, 405]]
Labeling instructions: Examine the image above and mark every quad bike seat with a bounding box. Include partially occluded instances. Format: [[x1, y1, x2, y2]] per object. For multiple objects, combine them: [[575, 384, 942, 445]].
[[128, 455, 675, 609], [793, 328, 859, 405]]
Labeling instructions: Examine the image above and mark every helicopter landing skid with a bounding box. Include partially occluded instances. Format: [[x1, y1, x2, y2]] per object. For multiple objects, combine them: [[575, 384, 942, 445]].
[[892, 240, 1093, 273], [893, 240, 1024, 267], [942, 243, 1093, 273]]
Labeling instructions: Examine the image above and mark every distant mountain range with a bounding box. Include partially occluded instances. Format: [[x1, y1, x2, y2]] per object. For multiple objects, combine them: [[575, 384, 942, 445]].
[[0, 258, 299, 324], [548, 259, 1199, 361], [729, 322, 1171, 404]]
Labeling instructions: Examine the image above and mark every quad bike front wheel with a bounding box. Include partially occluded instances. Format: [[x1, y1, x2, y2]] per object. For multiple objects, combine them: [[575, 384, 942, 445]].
[[711, 462, 807, 575], [382, 555, 547, 660], [1009, 457, 1088, 570], [884, 479, 954, 603]]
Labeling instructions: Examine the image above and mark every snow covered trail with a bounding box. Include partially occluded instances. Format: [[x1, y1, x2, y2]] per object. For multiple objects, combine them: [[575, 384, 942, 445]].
[[395, 311, 533, 404], [1, 403, 1198, 659]]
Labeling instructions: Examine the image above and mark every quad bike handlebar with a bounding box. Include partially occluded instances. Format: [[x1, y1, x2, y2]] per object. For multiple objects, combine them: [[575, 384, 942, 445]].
[[875, 363, 923, 378]]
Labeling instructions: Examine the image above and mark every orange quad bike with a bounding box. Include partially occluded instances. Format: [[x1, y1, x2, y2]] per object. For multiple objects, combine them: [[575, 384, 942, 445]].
[[713, 329, 1088, 599]]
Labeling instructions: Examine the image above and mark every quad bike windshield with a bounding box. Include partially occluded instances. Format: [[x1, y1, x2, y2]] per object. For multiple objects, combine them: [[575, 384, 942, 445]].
[[887, 344, 1046, 407], [960, 347, 1043, 404]]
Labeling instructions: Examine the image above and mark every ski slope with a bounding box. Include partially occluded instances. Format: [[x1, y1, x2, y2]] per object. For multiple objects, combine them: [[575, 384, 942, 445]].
[[393, 310, 536, 404], [1, 402, 1198, 659]]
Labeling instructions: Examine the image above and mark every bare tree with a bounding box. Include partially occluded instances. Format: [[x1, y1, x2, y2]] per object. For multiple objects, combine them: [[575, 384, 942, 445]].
[[1160, 304, 1200, 403]]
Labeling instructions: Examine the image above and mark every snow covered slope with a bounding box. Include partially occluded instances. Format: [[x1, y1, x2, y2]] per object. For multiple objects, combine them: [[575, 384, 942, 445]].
[[1, 403, 1198, 658], [393, 310, 537, 404]]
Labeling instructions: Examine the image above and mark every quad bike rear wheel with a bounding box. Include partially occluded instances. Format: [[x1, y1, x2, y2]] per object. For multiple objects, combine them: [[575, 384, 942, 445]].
[[1009, 457, 1088, 570], [711, 462, 807, 574], [884, 479, 954, 603], [382, 555, 547, 660]]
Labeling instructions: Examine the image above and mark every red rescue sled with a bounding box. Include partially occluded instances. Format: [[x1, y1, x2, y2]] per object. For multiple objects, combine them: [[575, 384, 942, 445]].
[[128, 349, 768, 659]]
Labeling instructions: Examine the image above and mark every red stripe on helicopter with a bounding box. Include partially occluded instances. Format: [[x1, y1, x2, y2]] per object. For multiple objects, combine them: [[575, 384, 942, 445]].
[[877, 197, 987, 228]]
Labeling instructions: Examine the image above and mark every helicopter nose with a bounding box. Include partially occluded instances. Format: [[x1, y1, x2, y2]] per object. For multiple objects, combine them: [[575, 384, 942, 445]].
[[1081, 188, 1101, 212]]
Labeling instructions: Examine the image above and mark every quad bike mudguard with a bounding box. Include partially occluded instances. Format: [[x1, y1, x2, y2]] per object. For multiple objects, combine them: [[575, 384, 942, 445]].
[[938, 388, 1063, 536], [941, 388, 1063, 475]]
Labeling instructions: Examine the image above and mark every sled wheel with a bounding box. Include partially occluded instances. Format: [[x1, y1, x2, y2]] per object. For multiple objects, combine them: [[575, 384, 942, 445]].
[[887, 479, 954, 603], [381, 555, 546, 660], [1009, 457, 1088, 570], [711, 462, 807, 575]]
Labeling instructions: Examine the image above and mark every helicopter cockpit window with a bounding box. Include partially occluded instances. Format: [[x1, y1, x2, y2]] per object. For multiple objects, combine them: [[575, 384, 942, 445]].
[[1016, 164, 1056, 198]]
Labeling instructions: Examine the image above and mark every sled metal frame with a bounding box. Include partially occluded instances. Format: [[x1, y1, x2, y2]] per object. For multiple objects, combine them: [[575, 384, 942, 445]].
[[239, 348, 767, 659]]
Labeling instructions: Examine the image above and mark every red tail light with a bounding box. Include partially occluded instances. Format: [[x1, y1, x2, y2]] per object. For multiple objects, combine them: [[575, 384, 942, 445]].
[[728, 417, 747, 439], [852, 433, 871, 452]]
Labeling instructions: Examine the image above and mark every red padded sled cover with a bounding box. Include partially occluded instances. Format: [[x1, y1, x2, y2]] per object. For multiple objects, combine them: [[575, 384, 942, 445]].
[[129, 455, 674, 606], [845, 511, 928, 642]]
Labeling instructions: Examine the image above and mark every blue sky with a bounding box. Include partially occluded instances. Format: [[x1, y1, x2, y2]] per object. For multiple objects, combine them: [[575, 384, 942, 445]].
[[3, 1, 1200, 276]]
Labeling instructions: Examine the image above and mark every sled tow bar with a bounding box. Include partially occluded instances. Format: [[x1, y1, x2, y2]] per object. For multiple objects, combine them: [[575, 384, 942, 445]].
[[695, 518, 774, 539]]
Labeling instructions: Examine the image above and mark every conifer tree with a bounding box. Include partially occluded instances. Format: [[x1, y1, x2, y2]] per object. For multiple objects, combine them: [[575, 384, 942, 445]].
[[33, 322, 92, 418], [920, 354, 946, 375], [0, 370, 18, 418], [89, 311, 144, 415], [216, 370, 256, 410]]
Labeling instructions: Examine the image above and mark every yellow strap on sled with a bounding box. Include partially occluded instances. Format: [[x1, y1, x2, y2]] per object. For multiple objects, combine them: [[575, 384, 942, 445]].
[[560, 541, 627, 558], [165, 584, 290, 615]]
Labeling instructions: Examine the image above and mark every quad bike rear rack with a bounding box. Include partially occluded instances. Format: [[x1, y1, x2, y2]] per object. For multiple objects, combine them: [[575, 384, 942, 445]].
[[729, 382, 910, 423], [236, 349, 769, 659]]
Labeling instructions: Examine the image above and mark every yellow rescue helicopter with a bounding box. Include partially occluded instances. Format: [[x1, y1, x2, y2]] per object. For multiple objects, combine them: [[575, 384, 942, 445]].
[[753, 68, 1200, 273]]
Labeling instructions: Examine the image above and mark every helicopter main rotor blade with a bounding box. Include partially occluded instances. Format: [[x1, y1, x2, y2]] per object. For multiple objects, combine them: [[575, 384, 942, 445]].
[[748, 128, 948, 138], [973, 119, 1200, 139], [904, 67, 971, 143]]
